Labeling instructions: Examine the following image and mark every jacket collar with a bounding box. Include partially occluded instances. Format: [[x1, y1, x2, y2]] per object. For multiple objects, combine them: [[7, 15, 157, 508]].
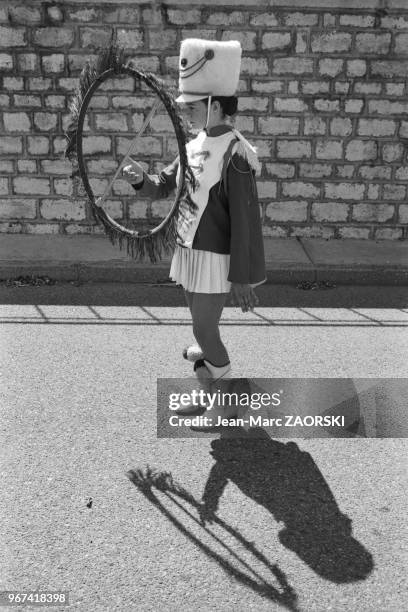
[[204, 124, 234, 137]]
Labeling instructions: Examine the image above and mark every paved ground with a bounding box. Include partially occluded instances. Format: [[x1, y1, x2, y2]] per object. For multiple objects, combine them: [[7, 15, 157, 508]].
[[1, 283, 407, 611]]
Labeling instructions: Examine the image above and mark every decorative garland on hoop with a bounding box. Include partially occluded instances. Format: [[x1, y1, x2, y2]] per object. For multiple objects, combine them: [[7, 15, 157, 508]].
[[65, 44, 196, 263]]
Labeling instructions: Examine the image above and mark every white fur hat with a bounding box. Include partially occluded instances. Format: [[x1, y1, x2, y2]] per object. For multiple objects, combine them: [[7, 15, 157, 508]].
[[176, 39, 242, 103]]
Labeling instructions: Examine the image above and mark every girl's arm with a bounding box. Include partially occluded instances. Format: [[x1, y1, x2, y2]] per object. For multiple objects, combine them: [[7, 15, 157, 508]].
[[128, 157, 180, 199]]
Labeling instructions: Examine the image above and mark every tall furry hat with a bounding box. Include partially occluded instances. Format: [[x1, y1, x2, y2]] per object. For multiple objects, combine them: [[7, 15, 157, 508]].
[[176, 39, 242, 103]]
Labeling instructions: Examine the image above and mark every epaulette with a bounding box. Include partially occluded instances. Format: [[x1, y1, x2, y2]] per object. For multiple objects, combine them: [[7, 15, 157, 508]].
[[231, 128, 261, 175]]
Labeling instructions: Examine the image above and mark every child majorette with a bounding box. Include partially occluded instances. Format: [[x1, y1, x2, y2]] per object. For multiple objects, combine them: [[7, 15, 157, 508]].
[[123, 39, 266, 430]]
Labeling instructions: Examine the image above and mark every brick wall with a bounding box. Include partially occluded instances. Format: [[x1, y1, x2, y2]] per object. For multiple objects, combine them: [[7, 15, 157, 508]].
[[1, 0, 407, 240]]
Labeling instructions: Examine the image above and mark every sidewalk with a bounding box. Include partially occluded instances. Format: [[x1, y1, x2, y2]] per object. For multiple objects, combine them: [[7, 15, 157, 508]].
[[0, 234, 407, 285]]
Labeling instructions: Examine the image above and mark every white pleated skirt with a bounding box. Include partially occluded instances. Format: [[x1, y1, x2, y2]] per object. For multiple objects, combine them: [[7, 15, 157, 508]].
[[170, 245, 266, 294], [170, 245, 231, 293]]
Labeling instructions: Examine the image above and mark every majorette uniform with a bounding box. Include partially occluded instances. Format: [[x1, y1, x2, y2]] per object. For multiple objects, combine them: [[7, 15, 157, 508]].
[[133, 123, 266, 293]]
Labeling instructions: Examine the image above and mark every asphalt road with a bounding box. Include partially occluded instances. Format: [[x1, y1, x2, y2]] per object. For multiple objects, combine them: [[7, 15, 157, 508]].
[[1, 283, 407, 611]]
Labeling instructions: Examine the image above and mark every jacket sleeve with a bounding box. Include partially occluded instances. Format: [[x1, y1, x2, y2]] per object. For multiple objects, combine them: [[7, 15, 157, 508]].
[[132, 157, 179, 199], [226, 152, 265, 285]]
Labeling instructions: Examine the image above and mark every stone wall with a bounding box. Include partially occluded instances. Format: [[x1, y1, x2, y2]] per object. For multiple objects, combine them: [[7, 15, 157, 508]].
[[0, 0, 407, 240]]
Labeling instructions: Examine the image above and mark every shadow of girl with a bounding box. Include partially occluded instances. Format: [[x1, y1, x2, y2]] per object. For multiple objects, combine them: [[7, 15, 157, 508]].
[[203, 427, 374, 583]]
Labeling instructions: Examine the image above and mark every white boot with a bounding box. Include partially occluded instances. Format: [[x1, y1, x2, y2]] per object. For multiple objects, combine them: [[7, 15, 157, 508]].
[[182, 344, 204, 362], [173, 358, 214, 416]]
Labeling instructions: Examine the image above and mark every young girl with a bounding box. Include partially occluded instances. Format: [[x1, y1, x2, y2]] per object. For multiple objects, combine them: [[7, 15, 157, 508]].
[[123, 39, 266, 429]]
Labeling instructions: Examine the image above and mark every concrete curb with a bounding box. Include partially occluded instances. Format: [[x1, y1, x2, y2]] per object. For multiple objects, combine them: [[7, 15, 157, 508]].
[[0, 260, 407, 286]]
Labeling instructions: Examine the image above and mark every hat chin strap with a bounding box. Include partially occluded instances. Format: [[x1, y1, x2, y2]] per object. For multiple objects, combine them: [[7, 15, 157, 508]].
[[204, 95, 212, 130]]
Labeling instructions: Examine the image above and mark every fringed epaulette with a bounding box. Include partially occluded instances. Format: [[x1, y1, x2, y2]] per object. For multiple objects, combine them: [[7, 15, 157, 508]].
[[231, 128, 261, 175]]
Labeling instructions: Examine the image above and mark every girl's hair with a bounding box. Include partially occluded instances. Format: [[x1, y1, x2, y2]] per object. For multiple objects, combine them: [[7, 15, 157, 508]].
[[205, 95, 238, 117]]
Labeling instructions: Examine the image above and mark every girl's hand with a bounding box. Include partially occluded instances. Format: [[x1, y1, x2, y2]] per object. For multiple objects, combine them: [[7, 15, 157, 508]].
[[122, 159, 144, 185], [230, 283, 259, 312]]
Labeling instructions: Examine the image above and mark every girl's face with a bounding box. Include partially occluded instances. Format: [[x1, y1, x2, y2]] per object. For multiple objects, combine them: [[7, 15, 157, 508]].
[[183, 100, 208, 130]]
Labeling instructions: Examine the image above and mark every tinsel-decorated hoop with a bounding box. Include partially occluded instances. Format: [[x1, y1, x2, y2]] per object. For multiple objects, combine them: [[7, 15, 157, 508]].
[[65, 44, 195, 263]]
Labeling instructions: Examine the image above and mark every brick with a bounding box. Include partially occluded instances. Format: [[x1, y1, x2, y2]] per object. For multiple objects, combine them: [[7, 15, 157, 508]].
[[358, 119, 396, 137], [335, 82, 350, 95], [28, 77, 53, 91], [400, 122, 408, 137], [105, 7, 140, 24], [0, 26, 26, 47], [356, 33, 391, 55], [345, 140, 377, 162], [336, 165, 355, 179], [372, 61, 408, 78], [65, 223, 103, 235], [40, 199, 85, 221], [80, 28, 111, 49], [273, 58, 313, 75], [148, 114, 172, 133], [111, 96, 153, 109], [86, 160, 117, 175], [130, 56, 160, 73], [291, 226, 334, 239], [27, 136, 49, 155], [0, 161, 14, 173], [236, 97, 268, 113], [206, 11, 245, 25], [314, 99, 340, 113], [17, 53, 38, 72], [274, 98, 308, 113], [367, 185, 380, 200], [259, 117, 299, 136], [339, 14, 375, 28], [296, 32, 308, 54], [241, 57, 268, 76], [316, 140, 343, 160], [381, 16, 408, 29], [67, 8, 99, 22], [251, 139, 272, 158], [311, 202, 348, 222], [262, 225, 288, 238], [251, 80, 284, 93], [262, 32, 291, 51], [167, 9, 200, 25], [330, 118, 352, 137], [0, 222, 24, 233], [14, 177, 50, 195], [277, 140, 311, 159], [302, 81, 330, 95], [53, 137, 67, 156], [233, 115, 254, 134], [345, 99, 364, 114], [82, 136, 111, 155], [42, 54, 65, 73], [282, 182, 320, 199], [13, 94, 41, 108], [250, 13, 278, 27], [347, 60, 367, 78], [257, 181, 277, 199], [284, 12, 318, 26], [385, 83, 405, 96], [0, 137, 23, 154], [266, 201, 308, 222], [399, 205, 408, 223], [46, 5, 63, 23], [149, 30, 177, 50], [40, 160, 72, 175], [352, 204, 394, 223], [311, 33, 351, 53], [354, 83, 381, 95], [288, 81, 299, 95], [117, 29, 144, 49], [394, 33, 408, 56], [264, 163, 295, 179], [54, 179, 73, 196], [323, 13, 336, 27], [33, 28, 74, 48], [371, 100, 408, 115], [99, 77, 134, 92], [181, 29, 217, 41], [0, 178, 8, 195], [222, 31, 256, 51], [299, 164, 332, 179], [88, 178, 109, 197], [34, 113, 58, 131], [3, 77, 24, 90], [304, 117, 326, 136], [318, 59, 343, 77], [383, 184, 406, 200], [395, 167, 408, 181], [339, 227, 370, 239], [117, 136, 162, 157], [0, 53, 13, 70], [25, 223, 61, 234], [45, 95, 66, 110], [9, 6, 41, 24], [325, 183, 365, 200], [129, 200, 148, 219], [374, 227, 403, 240], [3, 112, 31, 132], [0, 199, 36, 219], [17, 160, 37, 173], [359, 166, 391, 180], [95, 113, 128, 132]]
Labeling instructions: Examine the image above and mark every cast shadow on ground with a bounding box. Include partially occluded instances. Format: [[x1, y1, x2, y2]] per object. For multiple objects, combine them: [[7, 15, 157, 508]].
[[127, 465, 299, 611], [127, 429, 373, 608]]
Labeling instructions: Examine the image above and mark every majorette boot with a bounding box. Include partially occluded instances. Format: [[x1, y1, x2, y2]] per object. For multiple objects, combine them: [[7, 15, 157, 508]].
[[190, 359, 247, 431], [173, 357, 217, 417], [182, 344, 204, 362]]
